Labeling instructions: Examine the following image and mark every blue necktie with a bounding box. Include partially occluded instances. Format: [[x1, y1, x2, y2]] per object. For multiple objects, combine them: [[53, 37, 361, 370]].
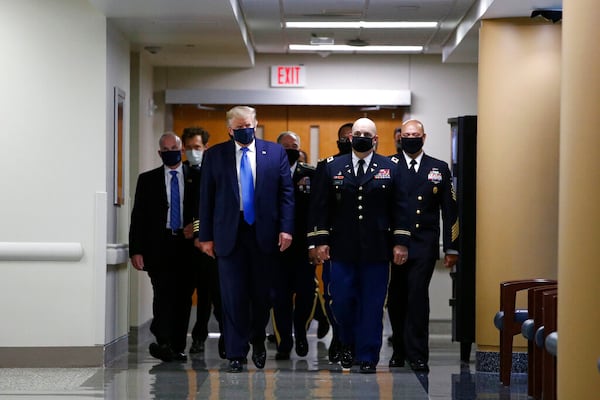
[[240, 147, 255, 224], [170, 170, 181, 230]]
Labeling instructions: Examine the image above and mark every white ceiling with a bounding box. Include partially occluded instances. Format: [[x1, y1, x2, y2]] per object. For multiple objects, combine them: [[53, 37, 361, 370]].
[[89, 0, 562, 67]]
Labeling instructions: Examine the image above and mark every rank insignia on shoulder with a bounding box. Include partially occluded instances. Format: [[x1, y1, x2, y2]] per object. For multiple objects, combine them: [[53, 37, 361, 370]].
[[390, 156, 399, 164], [327, 156, 334, 163]]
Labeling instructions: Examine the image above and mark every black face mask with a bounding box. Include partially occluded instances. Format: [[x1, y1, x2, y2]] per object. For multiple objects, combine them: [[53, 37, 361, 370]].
[[336, 139, 352, 155], [285, 148, 300, 165], [351, 136, 374, 153], [160, 150, 182, 167], [395, 140, 403, 154], [232, 127, 255, 145], [401, 137, 424, 154]]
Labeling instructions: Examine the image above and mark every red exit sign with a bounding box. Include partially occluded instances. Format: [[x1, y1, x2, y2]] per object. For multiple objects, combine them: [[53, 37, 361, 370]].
[[270, 65, 306, 87]]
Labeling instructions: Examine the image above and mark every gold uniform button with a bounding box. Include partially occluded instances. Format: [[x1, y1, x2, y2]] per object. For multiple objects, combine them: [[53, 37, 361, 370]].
[[358, 195, 363, 200], [358, 205, 363, 210], [359, 186, 363, 191], [415, 223, 420, 228], [416, 210, 421, 214], [418, 196, 423, 201], [358, 215, 364, 220]]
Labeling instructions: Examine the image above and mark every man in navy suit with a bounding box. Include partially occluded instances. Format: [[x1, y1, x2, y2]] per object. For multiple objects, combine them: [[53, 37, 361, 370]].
[[197, 106, 295, 373], [308, 117, 411, 373], [387, 119, 459, 372], [129, 132, 196, 363]]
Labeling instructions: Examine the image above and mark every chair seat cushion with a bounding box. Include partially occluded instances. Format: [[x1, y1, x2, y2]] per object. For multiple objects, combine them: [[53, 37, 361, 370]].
[[545, 332, 558, 356], [521, 318, 535, 340], [494, 309, 529, 330]]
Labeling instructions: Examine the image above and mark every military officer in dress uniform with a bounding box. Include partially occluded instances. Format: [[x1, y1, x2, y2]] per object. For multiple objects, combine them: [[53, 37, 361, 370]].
[[307, 117, 410, 373], [387, 119, 459, 372], [271, 131, 318, 360]]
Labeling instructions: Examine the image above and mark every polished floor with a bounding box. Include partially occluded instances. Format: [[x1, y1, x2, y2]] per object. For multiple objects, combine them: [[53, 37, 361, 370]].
[[0, 319, 528, 399]]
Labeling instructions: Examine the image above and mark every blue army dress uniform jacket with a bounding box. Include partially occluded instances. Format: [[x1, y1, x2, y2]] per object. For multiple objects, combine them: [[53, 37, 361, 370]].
[[391, 153, 459, 257], [307, 153, 410, 263]]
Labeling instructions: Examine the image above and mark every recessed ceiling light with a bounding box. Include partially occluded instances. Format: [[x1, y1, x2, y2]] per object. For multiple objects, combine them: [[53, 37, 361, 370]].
[[289, 44, 423, 53], [285, 21, 437, 29]]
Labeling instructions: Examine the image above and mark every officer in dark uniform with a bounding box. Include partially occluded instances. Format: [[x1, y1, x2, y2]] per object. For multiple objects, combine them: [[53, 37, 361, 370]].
[[181, 127, 225, 359], [271, 131, 318, 360], [309, 121, 354, 363], [308, 118, 410, 373], [387, 119, 459, 372]]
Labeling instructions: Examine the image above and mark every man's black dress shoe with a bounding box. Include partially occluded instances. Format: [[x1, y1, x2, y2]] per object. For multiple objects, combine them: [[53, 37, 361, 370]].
[[252, 342, 267, 369], [189, 340, 204, 354], [295, 337, 308, 357], [218, 336, 226, 359], [228, 359, 243, 373], [340, 344, 354, 369], [275, 351, 290, 360], [149, 342, 174, 362], [409, 359, 430, 372], [359, 361, 377, 374], [388, 354, 405, 368], [317, 319, 330, 339], [172, 352, 188, 362], [328, 336, 341, 363]]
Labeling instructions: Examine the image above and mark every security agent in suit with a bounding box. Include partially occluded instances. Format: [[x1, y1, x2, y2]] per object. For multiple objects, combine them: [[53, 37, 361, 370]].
[[271, 131, 318, 360], [129, 132, 195, 362], [387, 119, 459, 372], [181, 127, 225, 357], [197, 106, 295, 373], [307, 117, 411, 373]]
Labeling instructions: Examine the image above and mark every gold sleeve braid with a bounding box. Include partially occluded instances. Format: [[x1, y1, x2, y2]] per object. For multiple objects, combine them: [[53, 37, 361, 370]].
[[451, 220, 459, 242]]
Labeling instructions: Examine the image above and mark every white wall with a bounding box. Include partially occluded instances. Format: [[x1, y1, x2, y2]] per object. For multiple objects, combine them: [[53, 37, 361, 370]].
[[128, 52, 156, 329], [0, 1, 107, 346], [105, 22, 131, 345], [153, 53, 478, 321]]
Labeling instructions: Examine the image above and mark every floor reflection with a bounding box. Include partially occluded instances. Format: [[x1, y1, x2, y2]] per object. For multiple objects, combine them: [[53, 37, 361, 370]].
[[0, 326, 531, 399]]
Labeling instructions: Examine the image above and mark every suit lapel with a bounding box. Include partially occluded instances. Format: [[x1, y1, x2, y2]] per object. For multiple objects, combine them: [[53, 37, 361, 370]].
[[226, 141, 240, 202], [254, 139, 266, 194], [360, 157, 379, 185]]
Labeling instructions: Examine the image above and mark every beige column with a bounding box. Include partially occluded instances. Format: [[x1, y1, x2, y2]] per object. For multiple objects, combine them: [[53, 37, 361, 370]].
[[558, 0, 600, 397], [476, 19, 561, 359]]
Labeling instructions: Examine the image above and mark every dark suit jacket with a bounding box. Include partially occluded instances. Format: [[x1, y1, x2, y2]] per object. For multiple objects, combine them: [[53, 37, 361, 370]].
[[307, 152, 410, 263], [391, 152, 459, 258], [284, 161, 315, 258], [183, 161, 201, 227], [198, 138, 295, 256], [129, 164, 194, 270]]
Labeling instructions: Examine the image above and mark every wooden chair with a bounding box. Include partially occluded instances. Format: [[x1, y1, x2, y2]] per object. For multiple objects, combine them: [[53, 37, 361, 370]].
[[523, 285, 557, 399], [495, 279, 557, 386], [542, 290, 558, 400]]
